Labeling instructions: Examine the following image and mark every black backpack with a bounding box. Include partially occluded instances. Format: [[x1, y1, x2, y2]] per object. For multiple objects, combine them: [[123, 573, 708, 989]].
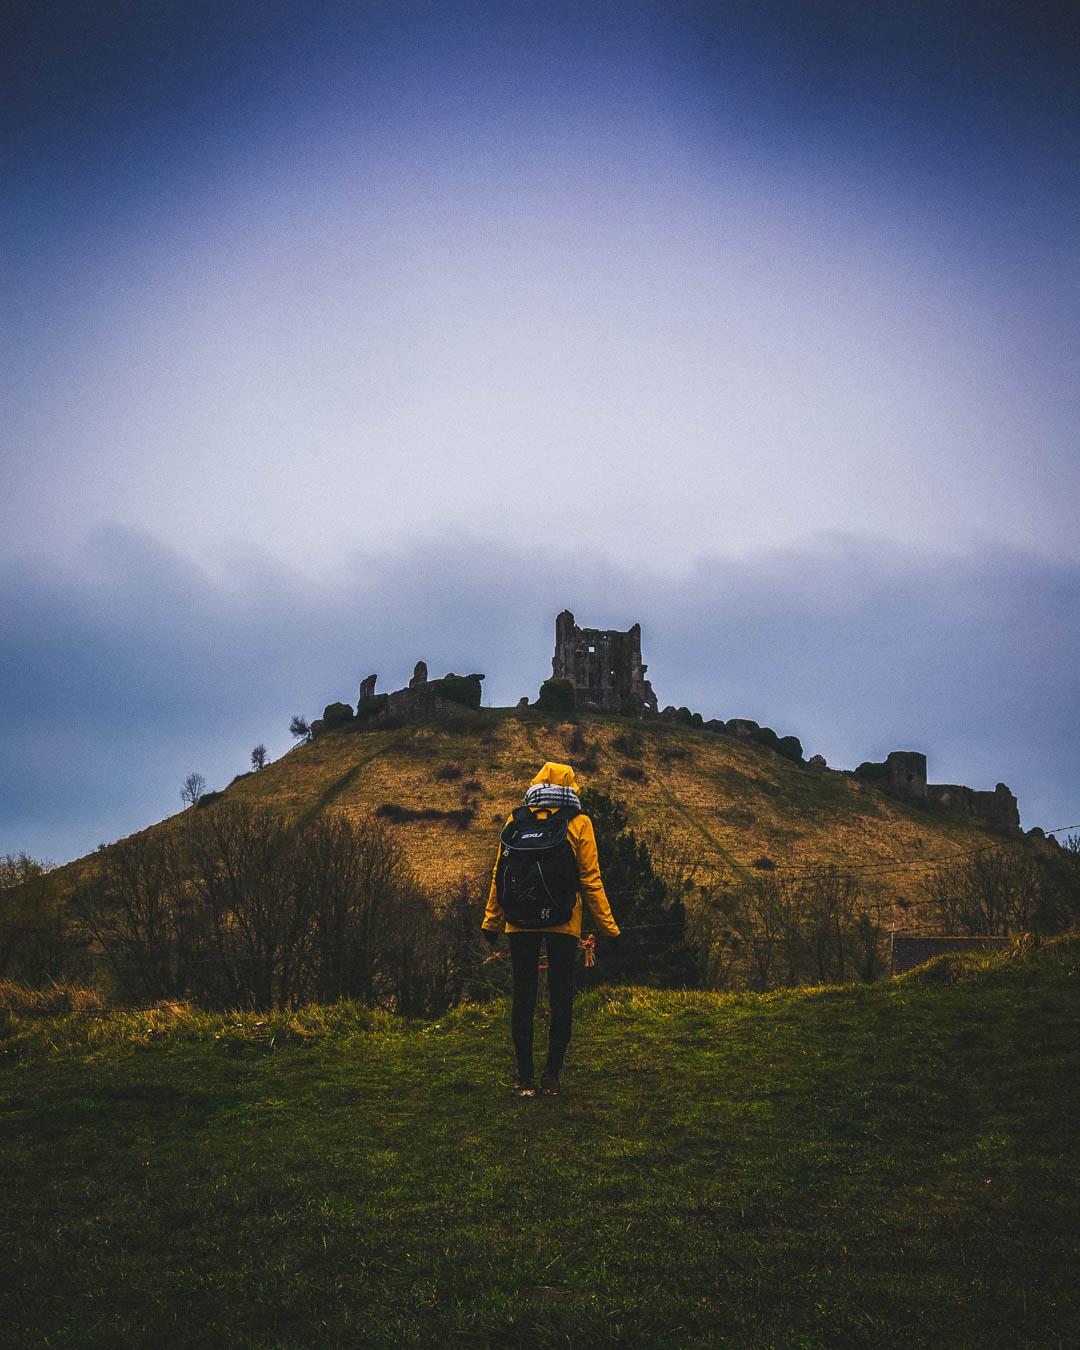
[[495, 805, 581, 928]]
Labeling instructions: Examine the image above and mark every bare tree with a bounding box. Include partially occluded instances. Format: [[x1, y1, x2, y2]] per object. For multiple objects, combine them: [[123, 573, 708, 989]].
[[686, 892, 743, 991], [71, 833, 196, 1003], [802, 864, 860, 983], [0, 852, 62, 980], [923, 850, 1036, 936], [251, 744, 268, 772], [181, 773, 206, 808], [185, 801, 302, 1009], [736, 875, 785, 991], [296, 811, 410, 1005]]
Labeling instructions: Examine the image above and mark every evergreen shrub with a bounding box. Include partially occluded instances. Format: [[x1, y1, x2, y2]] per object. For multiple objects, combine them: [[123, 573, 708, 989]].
[[579, 787, 699, 988], [537, 678, 576, 716], [432, 674, 484, 710], [356, 694, 389, 722]]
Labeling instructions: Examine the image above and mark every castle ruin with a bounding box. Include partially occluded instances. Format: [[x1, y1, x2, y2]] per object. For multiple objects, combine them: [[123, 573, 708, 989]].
[[308, 610, 1024, 834], [551, 610, 658, 717], [873, 750, 1020, 834]]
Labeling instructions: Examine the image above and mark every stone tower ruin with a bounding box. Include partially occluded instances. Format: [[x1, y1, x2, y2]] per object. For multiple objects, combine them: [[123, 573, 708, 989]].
[[551, 610, 658, 717]]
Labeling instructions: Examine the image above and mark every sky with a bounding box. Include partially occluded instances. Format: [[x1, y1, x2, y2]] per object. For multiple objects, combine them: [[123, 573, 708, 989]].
[[3, 1, 1079, 863]]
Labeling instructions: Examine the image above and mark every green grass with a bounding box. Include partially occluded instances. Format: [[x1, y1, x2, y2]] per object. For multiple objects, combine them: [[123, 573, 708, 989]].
[[2, 942, 1078, 1348]]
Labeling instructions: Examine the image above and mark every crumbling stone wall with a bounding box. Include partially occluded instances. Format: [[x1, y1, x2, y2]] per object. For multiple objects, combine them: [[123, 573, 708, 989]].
[[369, 664, 484, 724], [864, 749, 1020, 833], [551, 610, 658, 716], [885, 751, 928, 801], [927, 781, 1020, 833], [311, 663, 484, 738]]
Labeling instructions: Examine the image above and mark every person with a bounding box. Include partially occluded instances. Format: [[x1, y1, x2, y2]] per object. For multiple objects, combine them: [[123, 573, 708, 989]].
[[482, 761, 621, 1097]]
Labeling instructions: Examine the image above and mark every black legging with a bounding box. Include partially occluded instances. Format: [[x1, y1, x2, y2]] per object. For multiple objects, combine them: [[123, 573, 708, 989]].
[[508, 931, 578, 1079]]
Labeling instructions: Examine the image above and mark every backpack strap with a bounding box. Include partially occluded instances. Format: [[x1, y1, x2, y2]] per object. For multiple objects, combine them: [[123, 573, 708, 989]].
[[513, 803, 580, 822]]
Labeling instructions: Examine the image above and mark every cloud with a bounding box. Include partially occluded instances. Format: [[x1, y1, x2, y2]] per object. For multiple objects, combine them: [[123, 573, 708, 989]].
[[2, 525, 1077, 863]]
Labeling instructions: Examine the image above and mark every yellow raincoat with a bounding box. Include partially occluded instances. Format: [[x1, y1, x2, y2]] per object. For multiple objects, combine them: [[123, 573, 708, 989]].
[[482, 762, 621, 939]]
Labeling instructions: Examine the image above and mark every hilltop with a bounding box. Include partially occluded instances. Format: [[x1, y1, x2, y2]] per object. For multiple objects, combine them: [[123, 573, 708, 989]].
[[36, 608, 1045, 930], [2, 937, 1077, 1347], [154, 710, 1025, 914]]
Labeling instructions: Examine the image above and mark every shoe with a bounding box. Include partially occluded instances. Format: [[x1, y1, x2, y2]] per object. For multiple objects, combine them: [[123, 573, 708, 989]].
[[512, 1077, 537, 1098], [539, 1070, 561, 1096]]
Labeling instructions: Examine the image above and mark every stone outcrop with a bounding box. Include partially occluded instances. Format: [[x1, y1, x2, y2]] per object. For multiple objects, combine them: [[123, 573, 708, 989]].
[[725, 719, 759, 738], [551, 610, 658, 716]]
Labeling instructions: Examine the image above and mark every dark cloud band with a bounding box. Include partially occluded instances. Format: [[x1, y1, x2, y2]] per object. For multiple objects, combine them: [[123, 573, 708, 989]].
[[2, 525, 1076, 863]]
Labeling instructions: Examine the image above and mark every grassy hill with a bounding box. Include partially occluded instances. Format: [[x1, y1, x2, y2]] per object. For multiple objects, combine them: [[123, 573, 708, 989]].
[[2, 937, 1077, 1347], [68, 710, 1031, 919]]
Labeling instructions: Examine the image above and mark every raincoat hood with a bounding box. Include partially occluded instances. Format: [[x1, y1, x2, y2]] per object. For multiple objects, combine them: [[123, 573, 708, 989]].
[[530, 761, 581, 792]]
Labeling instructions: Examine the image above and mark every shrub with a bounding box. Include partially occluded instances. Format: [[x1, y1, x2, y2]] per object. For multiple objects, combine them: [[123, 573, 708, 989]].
[[619, 764, 647, 783], [751, 856, 776, 871], [611, 730, 644, 759], [69, 803, 490, 1015], [0, 854, 71, 987], [658, 743, 689, 763], [375, 803, 477, 831], [356, 693, 389, 722], [435, 764, 463, 782], [432, 673, 483, 710], [195, 791, 224, 808], [323, 702, 355, 729], [536, 678, 576, 717], [855, 760, 889, 781], [579, 787, 699, 988]]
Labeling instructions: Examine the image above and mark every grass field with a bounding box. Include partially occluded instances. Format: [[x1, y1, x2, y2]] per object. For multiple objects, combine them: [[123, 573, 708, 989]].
[[2, 940, 1078, 1348]]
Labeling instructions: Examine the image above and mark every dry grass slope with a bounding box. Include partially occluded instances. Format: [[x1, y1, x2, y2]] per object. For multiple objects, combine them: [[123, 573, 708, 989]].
[[36, 712, 1018, 931], [194, 713, 1004, 913]]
